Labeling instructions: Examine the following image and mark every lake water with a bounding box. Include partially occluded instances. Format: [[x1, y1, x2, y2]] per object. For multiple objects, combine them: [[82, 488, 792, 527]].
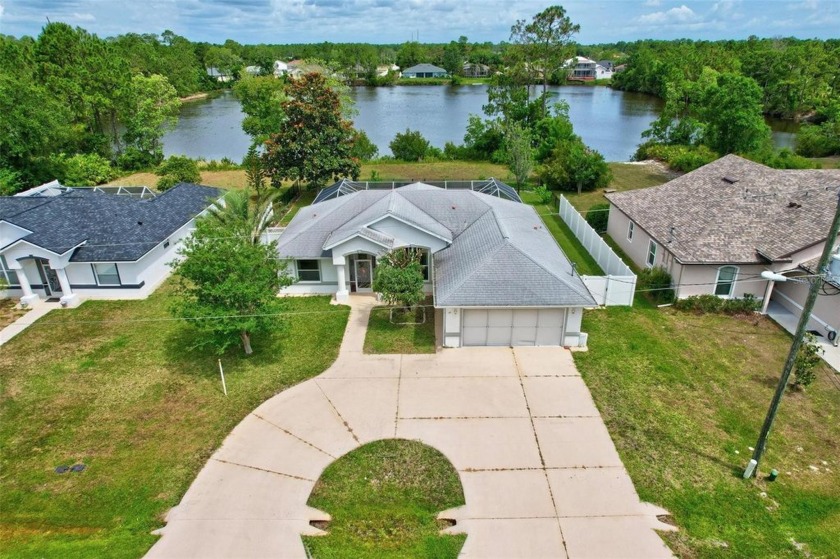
[[162, 86, 798, 163]]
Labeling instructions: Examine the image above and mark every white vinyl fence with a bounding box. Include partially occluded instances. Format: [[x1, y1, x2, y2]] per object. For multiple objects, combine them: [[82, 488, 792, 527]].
[[557, 195, 636, 306]]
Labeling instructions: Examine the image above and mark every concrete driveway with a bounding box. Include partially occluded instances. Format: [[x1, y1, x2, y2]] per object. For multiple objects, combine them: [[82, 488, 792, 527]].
[[146, 298, 675, 559]]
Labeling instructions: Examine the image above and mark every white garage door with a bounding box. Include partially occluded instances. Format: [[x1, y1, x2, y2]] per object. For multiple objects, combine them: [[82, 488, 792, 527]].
[[461, 309, 566, 347]]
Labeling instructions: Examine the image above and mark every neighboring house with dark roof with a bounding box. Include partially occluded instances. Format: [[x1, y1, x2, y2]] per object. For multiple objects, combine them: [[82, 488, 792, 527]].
[[0, 181, 223, 307], [277, 180, 596, 348], [402, 63, 448, 78], [606, 154, 840, 340]]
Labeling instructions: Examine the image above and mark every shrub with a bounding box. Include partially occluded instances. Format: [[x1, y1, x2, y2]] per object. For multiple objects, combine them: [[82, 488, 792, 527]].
[[350, 130, 379, 161], [60, 153, 115, 186], [155, 155, 201, 190], [585, 202, 610, 232], [792, 333, 824, 389], [372, 248, 425, 308], [747, 148, 817, 169], [0, 168, 23, 196], [389, 129, 430, 161], [534, 185, 554, 205], [637, 143, 718, 172], [673, 293, 760, 315], [538, 139, 611, 193], [201, 158, 241, 171], [117, 146, 162, 171], [637, 266, 674, 304]]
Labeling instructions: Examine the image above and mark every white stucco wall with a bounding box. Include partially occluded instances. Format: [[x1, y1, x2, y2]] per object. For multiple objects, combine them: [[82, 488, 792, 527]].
[[671, 262, 770, 299], [774, 272, 840, 338], [607, 206, 665, 270]]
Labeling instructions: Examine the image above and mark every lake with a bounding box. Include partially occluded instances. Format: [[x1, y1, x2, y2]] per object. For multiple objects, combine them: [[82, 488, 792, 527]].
[[162, 86, 798, 163]]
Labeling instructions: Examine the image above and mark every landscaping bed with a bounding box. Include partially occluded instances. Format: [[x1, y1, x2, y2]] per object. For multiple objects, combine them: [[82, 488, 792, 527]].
[[364, 304, 436, 354], [574, 306, 840, 558], [0, 298, 26, 330], [0, 286, 349, 558], [304, 439, 465, 559]]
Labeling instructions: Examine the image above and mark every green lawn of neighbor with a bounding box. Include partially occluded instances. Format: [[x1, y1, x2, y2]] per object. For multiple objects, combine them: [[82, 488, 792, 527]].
[[364, 304, 436, 354], [303, 439, 466, 559], [0, 286, 349, 558], [575, 306, 840, 558]]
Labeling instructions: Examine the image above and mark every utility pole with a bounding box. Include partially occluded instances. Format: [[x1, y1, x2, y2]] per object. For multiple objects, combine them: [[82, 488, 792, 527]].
[[744, 189, 840, 478]]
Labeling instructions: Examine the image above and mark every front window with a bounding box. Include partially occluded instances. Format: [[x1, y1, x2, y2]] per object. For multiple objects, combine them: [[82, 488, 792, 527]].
[[93, 263, 120, 285], [715, 266, 738, 297], [646, 241, 657, 268], [418, 249, 430, 281], [0, 255, 20, 286], [296, 260, 321, 282]]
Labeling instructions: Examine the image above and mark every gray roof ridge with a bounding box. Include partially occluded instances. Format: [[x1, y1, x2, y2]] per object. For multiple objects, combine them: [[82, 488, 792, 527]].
[[437, 241, 507, 305], [504, 238, 596, 303], [391, 191, 453, 239]]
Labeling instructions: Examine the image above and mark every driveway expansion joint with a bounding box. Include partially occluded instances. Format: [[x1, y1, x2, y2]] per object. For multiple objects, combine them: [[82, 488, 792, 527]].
[[251, 413, 337, 459], [210, 458, 315, 482]]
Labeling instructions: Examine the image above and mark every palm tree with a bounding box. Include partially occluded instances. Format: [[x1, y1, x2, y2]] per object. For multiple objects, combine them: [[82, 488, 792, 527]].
[[207, 188, 278, 245]]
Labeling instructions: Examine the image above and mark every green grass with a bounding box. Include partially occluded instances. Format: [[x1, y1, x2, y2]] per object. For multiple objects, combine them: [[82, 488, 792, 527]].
[[303, 439, 466, 559], [574, 306, 840, 558], [364, 305, 436, 354], [560, 162, 673, 214], [360, 160, 510, 182], [520, 190, 603, 276], [0, 285, 349, 558], [278, 188, 316, 226]]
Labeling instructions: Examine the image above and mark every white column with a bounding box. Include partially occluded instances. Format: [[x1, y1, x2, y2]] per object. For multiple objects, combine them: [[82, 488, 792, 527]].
[[55, 267, 80, 307], [335, 262, 349, 302], [13, 264, 40, 307]]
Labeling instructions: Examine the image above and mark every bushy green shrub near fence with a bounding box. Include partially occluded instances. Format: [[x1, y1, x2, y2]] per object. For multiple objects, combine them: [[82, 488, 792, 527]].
[[637, 266, 675, 304], [673, 293, 760, 315], [585, 202, 610, 232]]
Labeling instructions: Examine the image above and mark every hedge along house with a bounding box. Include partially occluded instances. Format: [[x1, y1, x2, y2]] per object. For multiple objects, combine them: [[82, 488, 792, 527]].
[[276, 180, 597, 348], [605, 155, 840, 341], [0, 181, 224, 307]]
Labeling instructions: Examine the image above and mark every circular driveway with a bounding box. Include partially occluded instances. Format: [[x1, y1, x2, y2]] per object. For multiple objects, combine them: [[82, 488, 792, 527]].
[[146, 299, 675, 559]]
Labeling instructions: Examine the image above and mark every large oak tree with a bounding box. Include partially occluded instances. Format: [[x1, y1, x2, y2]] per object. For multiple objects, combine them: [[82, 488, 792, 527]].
[[262, 73, 360, 188]]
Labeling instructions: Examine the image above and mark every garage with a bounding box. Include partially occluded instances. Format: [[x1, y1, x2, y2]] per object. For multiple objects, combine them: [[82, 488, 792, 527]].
[[461, 308, 566, 347]]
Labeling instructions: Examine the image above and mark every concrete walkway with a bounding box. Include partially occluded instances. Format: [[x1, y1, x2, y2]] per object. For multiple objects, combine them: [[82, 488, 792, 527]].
[[146, 297, 675, 559], [0, 301, 58, 347]]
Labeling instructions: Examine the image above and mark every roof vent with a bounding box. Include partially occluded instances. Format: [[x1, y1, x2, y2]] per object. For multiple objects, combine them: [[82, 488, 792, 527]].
[[137, 221, 143, 225], [787, 202, 802, 209], [722, 176, 739, 184]]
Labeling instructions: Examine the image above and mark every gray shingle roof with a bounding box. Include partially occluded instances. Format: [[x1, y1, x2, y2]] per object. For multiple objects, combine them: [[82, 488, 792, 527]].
[[0, 183, 223, 261], [606, 155, 840, 264], [402, 63, 448, 74], [278, 184, 596, 308]]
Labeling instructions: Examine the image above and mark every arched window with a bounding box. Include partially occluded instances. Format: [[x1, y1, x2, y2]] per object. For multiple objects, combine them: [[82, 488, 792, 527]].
[[715, 266, 738, 297]]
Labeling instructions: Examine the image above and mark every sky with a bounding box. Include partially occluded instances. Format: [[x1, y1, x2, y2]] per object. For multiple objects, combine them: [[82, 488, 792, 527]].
[[0, 0, 838, 44]]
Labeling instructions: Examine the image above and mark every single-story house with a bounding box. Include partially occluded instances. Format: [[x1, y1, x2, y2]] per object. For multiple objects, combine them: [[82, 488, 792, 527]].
[[206, 67, 232, 82], [564, 56, 612, 81], [244, 65, 262, 76], [606, 154, 840, 340], [276, 180, 597, 348], [462, 62, 490, 78], [402, 63, 448, 79], [0, 181, 223, 307]]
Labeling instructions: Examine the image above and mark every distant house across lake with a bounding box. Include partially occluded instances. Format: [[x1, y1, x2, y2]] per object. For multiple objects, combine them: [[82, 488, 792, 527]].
[[402, 63, 448, 78], [565, 56, 613, 81], [462, 62, 490, 78]]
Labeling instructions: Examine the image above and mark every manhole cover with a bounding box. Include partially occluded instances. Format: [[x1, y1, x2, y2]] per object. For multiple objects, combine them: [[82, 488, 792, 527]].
[[55, 465, 69, 474], [70, 464, 86, 473]]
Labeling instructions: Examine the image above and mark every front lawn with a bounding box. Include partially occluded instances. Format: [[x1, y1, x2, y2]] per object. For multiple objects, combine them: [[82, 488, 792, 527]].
[[575, 306, 840, 558], [303, 439, 466, 559], [0, 286, 349, 558], [364, 305, 436, 354]]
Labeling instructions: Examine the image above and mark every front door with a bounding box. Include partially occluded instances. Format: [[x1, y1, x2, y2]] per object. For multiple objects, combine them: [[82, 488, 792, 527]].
[[37, 260, 62, 297], [355, 259, 373, 292]]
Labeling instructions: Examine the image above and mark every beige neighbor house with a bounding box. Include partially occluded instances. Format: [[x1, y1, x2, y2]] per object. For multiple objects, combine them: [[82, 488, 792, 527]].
[[606, 155, 840, 342]]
